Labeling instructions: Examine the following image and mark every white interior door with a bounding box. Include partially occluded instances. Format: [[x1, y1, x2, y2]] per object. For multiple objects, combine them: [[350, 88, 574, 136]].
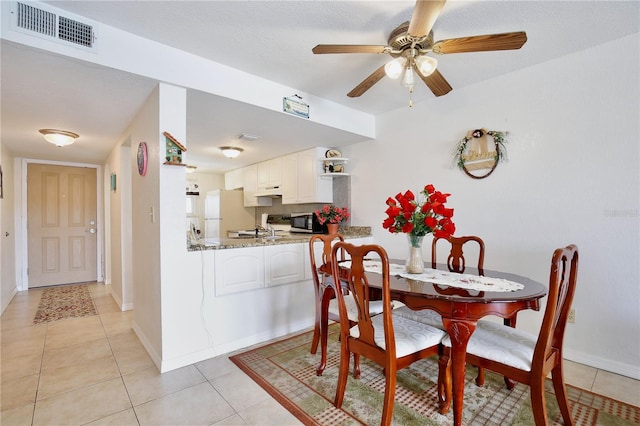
[[27, 164, 97, 287]]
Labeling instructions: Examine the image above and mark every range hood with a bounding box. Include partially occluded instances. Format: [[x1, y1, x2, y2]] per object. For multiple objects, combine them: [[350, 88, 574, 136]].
[[254, 186, 282, 197]]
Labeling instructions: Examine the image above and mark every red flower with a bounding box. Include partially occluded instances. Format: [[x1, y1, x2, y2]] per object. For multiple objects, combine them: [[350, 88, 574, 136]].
[[424, 216, 438, 229], [381, 184, 455, 239], [401, 222, 414, 233], [315, 205, 350, 225]]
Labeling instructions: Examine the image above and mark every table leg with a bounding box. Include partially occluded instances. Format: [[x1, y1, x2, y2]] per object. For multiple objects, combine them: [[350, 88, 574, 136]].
[[442, 318, 477, 426]]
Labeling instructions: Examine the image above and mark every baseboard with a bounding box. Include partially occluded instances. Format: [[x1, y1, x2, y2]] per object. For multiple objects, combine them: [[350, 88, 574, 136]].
[[157, 318, 314, 373], [564, 348, 640, 380], [212, 319, 314, 358], [107, 286, 133, 311], [1, 287, 18, 314], [160, 347, 218, 373], [131, 320, 162, 371]]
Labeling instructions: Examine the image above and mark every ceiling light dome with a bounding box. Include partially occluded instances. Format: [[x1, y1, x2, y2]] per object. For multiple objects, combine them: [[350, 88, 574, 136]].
[[220, 146, 243, 158], [39, 129, 79, 147]]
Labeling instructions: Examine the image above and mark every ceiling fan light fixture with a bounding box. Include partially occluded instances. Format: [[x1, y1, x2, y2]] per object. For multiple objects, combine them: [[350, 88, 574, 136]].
[[384, 57, 405, 79], [220, 146, 243, 158], [415, 55, 438, 77], [401, 65, 415, 88], [39, 129, 79, 147]]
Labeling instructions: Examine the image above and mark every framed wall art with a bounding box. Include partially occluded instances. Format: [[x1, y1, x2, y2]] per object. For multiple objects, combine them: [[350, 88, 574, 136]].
[[454, 128, 508, 179], [137, 142, 148, 176]]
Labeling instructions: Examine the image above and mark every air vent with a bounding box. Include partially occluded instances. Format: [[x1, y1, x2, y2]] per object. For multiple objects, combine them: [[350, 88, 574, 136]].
[[58, 16, 93, 48], [13, 2, 97, 50], [16, 2, 56, 37]]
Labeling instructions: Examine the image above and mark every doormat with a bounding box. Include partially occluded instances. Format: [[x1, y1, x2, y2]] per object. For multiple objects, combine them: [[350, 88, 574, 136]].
[[33, 284, 98, 324], [230, 325, 639, 425]]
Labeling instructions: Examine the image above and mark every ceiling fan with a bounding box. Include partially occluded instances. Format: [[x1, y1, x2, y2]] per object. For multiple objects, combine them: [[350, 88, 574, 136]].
[[312, 0, 527, 104]]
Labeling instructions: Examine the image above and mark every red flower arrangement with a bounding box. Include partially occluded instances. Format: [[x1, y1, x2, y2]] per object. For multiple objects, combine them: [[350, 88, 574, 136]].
[[382, 184, 455, 243], [315, 205, 350, 225]]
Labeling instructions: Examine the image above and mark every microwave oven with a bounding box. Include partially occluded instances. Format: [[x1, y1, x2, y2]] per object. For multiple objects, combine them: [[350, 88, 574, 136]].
[[290, 213, 327, 234]]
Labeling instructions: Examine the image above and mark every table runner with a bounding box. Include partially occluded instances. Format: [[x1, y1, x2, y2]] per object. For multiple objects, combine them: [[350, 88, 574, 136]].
[[341, 260, 524, 292]]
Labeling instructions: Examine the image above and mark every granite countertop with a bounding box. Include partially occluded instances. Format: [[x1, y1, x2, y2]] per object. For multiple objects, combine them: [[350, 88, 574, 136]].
[[188, 226, 372, 251]]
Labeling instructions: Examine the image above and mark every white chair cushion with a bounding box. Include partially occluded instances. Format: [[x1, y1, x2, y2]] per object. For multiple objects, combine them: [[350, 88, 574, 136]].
[[393, 306, 444, 330], [328, 295, 385, 322], [442, 320, 536, 371], [350, 313, 446, 358]]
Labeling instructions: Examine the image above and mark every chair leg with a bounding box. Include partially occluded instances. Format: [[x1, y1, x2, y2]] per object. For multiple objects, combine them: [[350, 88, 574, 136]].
[[437, 352, 452, 415], [551, 365, 574, 426], [529, 375, 550, 426], [316, 291, 332, 376], [475, 366, 485, 386], [380, 365, 397, 426], [333, 340, 351, 409], [352, 353, 361, 379], [504, 376, 516, 390], [310, 306, 321, 355]]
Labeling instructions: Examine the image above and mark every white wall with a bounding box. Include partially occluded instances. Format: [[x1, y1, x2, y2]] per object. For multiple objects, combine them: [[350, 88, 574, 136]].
[[0, 144, 17, 312], [105, 142, 133, 311], [129, 85, 163, 365], [346, 34, 639, 378]]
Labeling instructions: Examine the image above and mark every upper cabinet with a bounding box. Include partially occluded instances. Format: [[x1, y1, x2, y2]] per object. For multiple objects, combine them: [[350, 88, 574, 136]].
[[257, 157, 282, 190], [224, 168, 243, 190], [243, 164, 272, 207], [282, 147, 333, 205]]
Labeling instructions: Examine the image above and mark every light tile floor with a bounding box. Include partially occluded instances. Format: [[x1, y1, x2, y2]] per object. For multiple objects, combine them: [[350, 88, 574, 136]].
[[1, 283, 638, 425]]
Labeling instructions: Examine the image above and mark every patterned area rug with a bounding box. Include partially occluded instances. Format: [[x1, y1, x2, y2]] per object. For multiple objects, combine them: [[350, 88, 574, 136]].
[[33, 284, 98, 324], [230, 325, 639, 425]]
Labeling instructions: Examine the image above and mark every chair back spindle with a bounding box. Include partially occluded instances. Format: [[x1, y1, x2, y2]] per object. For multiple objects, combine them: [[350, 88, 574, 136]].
[[432, 235, 485, 275]]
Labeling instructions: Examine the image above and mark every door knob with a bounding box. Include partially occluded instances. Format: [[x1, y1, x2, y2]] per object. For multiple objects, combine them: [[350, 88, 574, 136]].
[[86, 228, 96, 234]]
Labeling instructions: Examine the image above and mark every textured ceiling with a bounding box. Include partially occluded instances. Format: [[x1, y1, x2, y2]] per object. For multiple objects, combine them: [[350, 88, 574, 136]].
[[2, 1, 638, 172]]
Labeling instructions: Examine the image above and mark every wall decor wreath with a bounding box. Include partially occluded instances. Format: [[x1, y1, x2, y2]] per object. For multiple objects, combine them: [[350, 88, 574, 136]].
[[453, 128, 508, 179]]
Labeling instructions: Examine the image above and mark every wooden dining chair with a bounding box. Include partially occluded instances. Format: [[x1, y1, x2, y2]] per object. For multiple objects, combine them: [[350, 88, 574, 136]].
[[331, 242, 446, 426], [396, 235, 504, 389], [437, 244, 579, 426], [309, 234, 384, 376], [432, 235, 485, 275], [394, 235, 486, 330]]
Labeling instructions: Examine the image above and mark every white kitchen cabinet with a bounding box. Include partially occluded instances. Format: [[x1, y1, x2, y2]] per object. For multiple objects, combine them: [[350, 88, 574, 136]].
[[243, 164, 272, 207], [282, 147, 333, 204], [214, 246, 265, 296], [257, 157, 283, 190], [224, 168, 243, 190], [264, 243, 305, 286]]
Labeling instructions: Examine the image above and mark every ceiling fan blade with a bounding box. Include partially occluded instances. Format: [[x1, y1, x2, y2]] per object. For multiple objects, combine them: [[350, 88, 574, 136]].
[[408, 0, 446, 38], [432, 31, 527, 54], [417, 68, 452, 97], [347, 65, 387, 98], [312, 45, 388, 54]]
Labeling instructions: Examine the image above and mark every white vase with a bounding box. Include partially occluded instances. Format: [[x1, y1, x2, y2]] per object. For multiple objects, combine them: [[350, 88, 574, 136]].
[[405, 234, 425, 274]]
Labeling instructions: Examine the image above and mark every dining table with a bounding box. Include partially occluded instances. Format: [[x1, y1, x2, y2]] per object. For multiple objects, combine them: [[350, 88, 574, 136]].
[[335, 260, 547, 426]]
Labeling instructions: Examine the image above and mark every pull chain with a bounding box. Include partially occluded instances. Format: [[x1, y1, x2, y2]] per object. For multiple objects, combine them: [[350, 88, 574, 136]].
[[408, 86, 414, 108]]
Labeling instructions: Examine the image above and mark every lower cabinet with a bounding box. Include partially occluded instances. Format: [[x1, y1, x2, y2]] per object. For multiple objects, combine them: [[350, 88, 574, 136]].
[[265, 244, 305, 286], [214, 237, 374, 296], [214, 246, 265, 296]]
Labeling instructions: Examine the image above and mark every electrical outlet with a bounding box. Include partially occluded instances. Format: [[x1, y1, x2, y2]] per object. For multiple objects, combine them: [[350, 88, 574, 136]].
[[568, 309, 575, 323]]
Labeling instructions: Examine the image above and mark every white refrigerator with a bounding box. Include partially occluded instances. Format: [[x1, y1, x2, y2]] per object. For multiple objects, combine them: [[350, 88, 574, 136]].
[[204, 189, 256, 239]]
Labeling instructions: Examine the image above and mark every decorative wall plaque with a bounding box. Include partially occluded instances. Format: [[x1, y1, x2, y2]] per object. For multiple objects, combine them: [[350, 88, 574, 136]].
[[454, 128, 508, 179]]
